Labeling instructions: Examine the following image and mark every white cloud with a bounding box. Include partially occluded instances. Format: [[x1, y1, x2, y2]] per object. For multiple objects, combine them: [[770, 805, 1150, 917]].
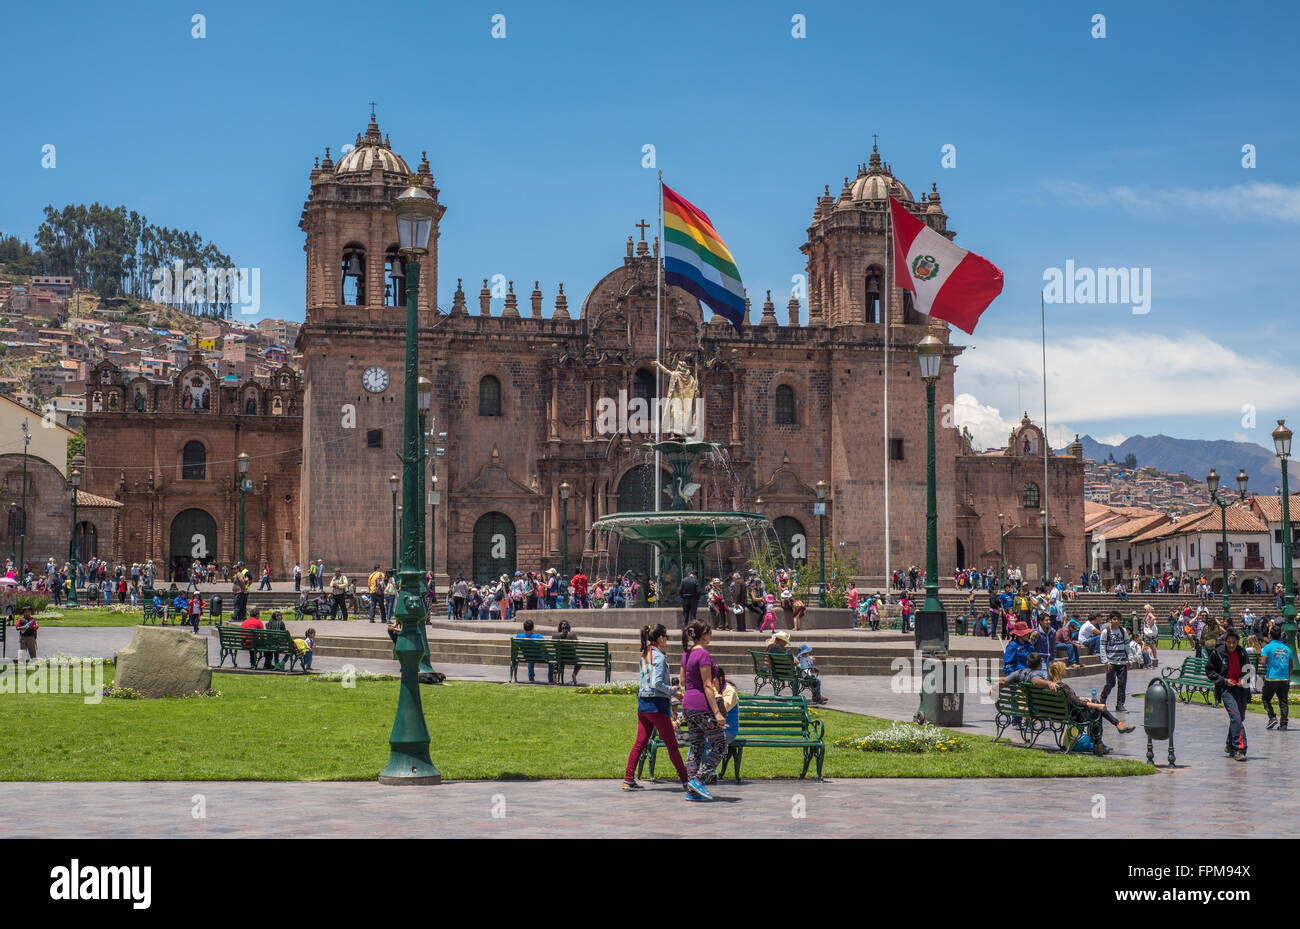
[[955, 331, 1300, 426], [952, 393, 1075, 451], [1096, 432, 1128, 446], [1044, 180, 1300, 223]]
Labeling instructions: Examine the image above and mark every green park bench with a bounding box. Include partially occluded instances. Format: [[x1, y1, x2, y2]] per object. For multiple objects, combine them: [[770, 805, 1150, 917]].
[[637, 693, 825, 783], [747, 649, 809, 698], [216, 626, 301, 671], [994, 682, 1102, 751], [1162, 655, 1217, 705], [509, 638, 557, 683], [551, 640, 611, 684]]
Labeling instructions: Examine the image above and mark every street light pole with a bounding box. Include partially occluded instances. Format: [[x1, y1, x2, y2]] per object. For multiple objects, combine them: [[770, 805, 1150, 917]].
[[1207, 468, 1248, 626], [997, 512, 1005, 590], [237, 451, 250, 567], [916, 330, 944, 618], [378, 175, 439, 785], [1272, 421, 1297, 682], [390, 473, 399, 571], [560, 481, 571, 582], [815, 480, 827, 607], [18, 419, 29, 583], [68, 459, 82, 609], [429, 473, 440, 612], [416, 377, 434, 676]]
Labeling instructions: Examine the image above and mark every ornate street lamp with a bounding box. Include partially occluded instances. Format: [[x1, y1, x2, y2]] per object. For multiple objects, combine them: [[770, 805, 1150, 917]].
[[559, 481, 571, 585], [18, 419, 29, 583], [815, 480, 828, 607], [997, 512, 1005, 590], [1207, 467, 1249, 625], [68, 462, 82, 608], [916, 330, 945, 619], [1040, 508, 1048, 589], [415, 376, 435, 674], [8, 501, 15, 565], [429, 473, 440, 612], [1272, 420, 1297, 682], [390, 472, 400, 571], [379, 176, 440, 785], [237, 451, 250, 566]]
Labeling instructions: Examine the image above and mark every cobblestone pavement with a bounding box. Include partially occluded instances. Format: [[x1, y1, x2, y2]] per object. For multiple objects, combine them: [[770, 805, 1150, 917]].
[[5, 630, 1292, 838]]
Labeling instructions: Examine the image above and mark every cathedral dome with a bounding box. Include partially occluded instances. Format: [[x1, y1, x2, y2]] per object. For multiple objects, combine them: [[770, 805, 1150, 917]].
[[848, 144, 913, 203], [334, 115, 411, 177]]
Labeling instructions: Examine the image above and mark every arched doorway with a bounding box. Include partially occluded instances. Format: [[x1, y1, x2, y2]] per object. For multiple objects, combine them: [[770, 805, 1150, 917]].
[[75, 521, 97, 563], [773, 516, 808, 566], [169, 508, 217, 582], [472, 512, 516, 584], [956, 537, 966, 570], [615, 466, 655, 590]]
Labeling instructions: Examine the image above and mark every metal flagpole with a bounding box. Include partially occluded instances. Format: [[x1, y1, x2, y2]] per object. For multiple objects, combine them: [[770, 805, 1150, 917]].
[[1041, 292, 1050, 585], [654, 171, 663, 598], [883, 203, 891, 594]]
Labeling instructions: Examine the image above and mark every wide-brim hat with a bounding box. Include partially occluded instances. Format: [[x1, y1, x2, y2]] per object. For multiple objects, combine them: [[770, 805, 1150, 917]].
[[1009, 621, 1034, 637], [765, 593, 775, 602], [796, 643, 813, 655], [767, 630, 792, 645], [546, 568, 557, 575]]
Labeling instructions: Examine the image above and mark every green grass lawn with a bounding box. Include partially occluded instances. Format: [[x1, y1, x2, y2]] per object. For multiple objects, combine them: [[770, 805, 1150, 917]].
[[0, 670, 1152, 781], [28, 608, 162, 627]]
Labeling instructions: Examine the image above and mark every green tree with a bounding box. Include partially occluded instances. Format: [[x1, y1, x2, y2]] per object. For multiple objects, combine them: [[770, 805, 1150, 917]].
[[1122, 452, 1138, 469], [747, 543, 818, 601], [67, 425, 85, 471]]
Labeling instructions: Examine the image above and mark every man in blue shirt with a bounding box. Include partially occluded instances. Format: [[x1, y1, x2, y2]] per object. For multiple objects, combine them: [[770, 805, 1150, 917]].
[[1259, 626, 1292, 731], [514, 618, 546, 683]]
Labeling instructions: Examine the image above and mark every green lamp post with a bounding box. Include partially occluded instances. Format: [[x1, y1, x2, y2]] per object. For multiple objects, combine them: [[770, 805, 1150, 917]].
[[1206, 467, 1248, 626], [560, 481, 571, 582], [916, 329, 945, 619], [816, 480, 827, 607], [68, 462, 81, 608], [237, 451, 250, 566], [416, 374, 434, 675], [378, 175, 440, 785], [390, 472, 400, 571], [1272, 420, 1297, 682], [429, 473, 440, 611], [997, 512, 1006, 590], [18, 419, 29, 583], [8, 502, 15, 566]]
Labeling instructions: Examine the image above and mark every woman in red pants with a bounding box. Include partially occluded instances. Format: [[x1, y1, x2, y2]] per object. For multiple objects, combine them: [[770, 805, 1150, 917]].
[[622, 623, 690, 792]]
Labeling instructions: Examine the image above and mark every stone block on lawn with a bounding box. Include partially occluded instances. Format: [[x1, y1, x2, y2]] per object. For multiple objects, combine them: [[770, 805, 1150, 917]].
[[114, 626, 212, 698]]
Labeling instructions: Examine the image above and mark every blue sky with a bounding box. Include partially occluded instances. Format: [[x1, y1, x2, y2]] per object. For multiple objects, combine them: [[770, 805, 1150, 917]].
[[2, 0, 1297, 450]]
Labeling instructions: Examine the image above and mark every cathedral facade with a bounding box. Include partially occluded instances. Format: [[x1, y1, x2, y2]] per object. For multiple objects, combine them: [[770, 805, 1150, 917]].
[[83, 114, 1084, 586]]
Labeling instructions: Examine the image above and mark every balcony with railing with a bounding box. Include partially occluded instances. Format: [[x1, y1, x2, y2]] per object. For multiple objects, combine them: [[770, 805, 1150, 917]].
[[1244, 556, 1265, 569]]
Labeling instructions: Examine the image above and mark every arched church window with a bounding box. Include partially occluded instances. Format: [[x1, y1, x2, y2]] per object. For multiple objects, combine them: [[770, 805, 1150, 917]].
[[272, 396, 283, 416], [1022, 482, 1041, 509], [384, 247, 407, 307], [92, 392, 103, 412], [107, 392, 118, 411], [479, 376, 502, 417], [182, 441, 207, 480], [775, 384, 795, 424], [633, 368, 656, 408], [341, 245, 366, 306], [864, 267, 883, 324]]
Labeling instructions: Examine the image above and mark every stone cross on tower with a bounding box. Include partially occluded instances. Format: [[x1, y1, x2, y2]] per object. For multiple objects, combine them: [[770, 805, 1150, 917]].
[[369, 101, 377, 118], [635, 219, 651, 241]]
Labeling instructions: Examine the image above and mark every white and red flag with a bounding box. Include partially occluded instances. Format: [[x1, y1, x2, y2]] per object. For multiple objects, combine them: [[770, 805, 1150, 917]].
[[890, 196, 1003, 334]]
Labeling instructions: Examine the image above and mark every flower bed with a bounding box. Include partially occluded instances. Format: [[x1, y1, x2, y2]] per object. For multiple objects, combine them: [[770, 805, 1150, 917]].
[[575, 680, 639, 695], [835, 722, 966, 754]]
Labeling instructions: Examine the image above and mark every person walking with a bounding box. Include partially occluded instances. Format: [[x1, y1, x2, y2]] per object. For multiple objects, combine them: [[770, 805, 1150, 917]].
[[1206, 629, 1250, 761], [16, 606, 37, 660], [452, 574, 469, 619], [328, 568, 350, 620], [622, 623, 692, 792], [258, 564, 272, 591], [293, 562, 301, 592], [367, 565, 386, 623], [231, 561, 250, 624], [1260, 626, 1292, 731], [679, 620, 727, 799], [1097, 611, 1131, 712], [679, 571, 700, 626]]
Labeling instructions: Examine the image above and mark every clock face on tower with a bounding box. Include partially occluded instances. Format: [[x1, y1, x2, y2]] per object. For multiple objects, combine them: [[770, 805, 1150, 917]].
[[362, 365, 390, 393]]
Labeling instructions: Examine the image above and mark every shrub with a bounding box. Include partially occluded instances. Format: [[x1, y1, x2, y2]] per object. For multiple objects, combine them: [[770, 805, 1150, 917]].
[[16, 594, 50, 613]]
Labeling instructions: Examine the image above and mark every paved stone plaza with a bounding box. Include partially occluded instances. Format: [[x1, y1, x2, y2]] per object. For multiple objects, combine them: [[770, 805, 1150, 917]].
[[9, 627, 1296, 838]]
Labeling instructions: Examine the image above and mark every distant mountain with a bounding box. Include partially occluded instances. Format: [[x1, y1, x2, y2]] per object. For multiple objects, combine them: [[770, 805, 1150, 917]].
[[1060, 434, 1282, 488]]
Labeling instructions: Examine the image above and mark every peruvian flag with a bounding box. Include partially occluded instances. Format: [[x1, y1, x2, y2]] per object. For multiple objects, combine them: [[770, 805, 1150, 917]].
[[890, 196, 1003, 334]]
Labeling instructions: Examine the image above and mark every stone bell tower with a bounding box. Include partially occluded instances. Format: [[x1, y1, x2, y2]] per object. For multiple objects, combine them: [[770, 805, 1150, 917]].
[[296, 112, 445, 572]]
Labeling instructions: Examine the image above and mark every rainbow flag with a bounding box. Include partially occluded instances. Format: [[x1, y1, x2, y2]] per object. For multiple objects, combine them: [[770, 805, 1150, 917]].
[[662, 184, 746, 330]]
